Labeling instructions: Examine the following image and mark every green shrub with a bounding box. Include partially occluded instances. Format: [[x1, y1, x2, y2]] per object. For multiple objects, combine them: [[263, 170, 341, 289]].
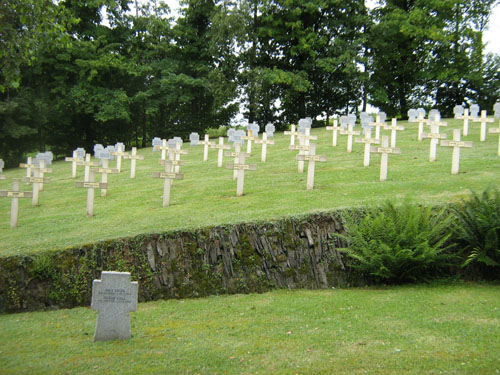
[[206, 126, 228, 138], [452, 189, 500, 275], [338, 201, 454, 284]]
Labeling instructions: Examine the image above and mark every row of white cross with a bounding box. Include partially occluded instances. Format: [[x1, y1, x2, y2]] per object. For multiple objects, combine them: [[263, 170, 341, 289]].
[[1, 112, 499, 227]]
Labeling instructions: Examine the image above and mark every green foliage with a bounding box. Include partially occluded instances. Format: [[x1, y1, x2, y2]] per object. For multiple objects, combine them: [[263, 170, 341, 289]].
[[206, 126, 228, 138], [338, 201, 454, 283], [452, 189, 500, 274]]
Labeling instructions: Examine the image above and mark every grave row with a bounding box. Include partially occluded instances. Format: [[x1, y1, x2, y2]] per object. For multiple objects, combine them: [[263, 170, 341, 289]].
[[1, 108, 499, 227]]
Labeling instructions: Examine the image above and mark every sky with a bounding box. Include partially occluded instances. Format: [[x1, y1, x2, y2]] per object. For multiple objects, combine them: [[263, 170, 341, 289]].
[[163, 0, 500, 54]]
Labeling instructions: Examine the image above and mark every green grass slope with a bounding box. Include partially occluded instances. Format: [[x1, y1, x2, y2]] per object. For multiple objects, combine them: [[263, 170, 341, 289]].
[[1, 118, 499, 256], [1, 284, 499, 374]]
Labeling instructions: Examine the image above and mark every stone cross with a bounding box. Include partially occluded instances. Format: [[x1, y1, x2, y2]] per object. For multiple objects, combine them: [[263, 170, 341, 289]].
[[23, 159, 50, 206], [211, 137, 231, 167], [421, 124, 447, 162], [355, 128, 380, 167], [440, 129, 473, 174], [123, 147, 144, 179], [226, 151, 256, 196], [296, 127, 317, 172], [19, 157, 36, 181], [456, 108, 475, 136], [340, 123, 360, 153], [473, 110, 494, 142], [0, 178, 33, 228], [76, 170, 107, 217], [369, 115, 385, 140], [284, 124, 299, 146], [77, 154, 99, 182], [152, 160, 184, 207], [198, 134, 214, 162], [111, 144, 128, 172], [370, 136, 401, 182], [384, 118, 405, 148], [91, 271, 138, 342], [326, 119, 340, 147], [0, 159, 4, 180], [254, 132, 274, 162], [91, 154, 119, 197], [488, 124, 500, 156], [64, 151, 84, 178], [295, 143, 327, 190]]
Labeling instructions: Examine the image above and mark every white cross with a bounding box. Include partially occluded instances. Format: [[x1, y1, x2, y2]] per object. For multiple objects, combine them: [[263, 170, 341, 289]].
[[440, 129, 473, 174]]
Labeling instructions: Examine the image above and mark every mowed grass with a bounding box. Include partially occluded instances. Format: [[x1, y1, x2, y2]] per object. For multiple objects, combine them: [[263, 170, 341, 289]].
[[1, 283, 499, 374], [1, 118, 500, 256]]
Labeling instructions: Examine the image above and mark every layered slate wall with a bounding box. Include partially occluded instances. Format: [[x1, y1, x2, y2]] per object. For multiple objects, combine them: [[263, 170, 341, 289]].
[[0, 210, 364, 313]]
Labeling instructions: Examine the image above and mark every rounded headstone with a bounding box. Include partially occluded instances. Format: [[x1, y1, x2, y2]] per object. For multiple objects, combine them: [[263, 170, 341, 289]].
[[495, 102, 500, 119], [250, 123, 260, 136], [339, 116, 349, 129], [429, 109, 440, 121], [453, 105, 464, 117], [0, 159, 4, 172], [76, 148, 86, 158], [105, 145, 116, 160], [379, 112, 387, 122], [265, 123, 276, 137], [94, 144, 104, 158], [348, 114, 356, 126], [361, 117, 372, 131], [408, 109, 418, 121], [298, 118, 312, 129], [152, 137, 162, 147], [189, 132, 199, 146], [470, 104, 480, 118], [417, 108, 426, 118]]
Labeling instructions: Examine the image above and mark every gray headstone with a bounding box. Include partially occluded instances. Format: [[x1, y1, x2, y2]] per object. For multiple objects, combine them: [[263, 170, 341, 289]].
[[339, 116, 349, 129], [453, 105, 464, 117], [105, 146, 116, 160], [98, 150, 111, 161], [361, 117, 372, 130], [233, 130, 245, 145], [189, 132, 199, 146], [379, 112, 387, 122], [115, 142, 125, 152], [91, 271, 138, 342], [0, 159, 4, 173], [470, 104, 480, 118], [416, 108, 426, 118], [152, 137, 162, 150], [250, 123, 260, 136], [348, 114, 356, 126], [167, 138, 177, 149], [94, 144, 104, 155], [429, 109, 440, 120], [408, 109, 418, 121], [298, 118, 312, 130], [173, 137, 183, 146], [76, 148, 86, 158], [495, 102, 500, 119], [265, 123, 275, 137]]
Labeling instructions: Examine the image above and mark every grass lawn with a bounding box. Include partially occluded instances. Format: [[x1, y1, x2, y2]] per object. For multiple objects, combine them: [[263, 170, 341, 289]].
[[0, 283, 499, 374], [1, 118, 500, 256]]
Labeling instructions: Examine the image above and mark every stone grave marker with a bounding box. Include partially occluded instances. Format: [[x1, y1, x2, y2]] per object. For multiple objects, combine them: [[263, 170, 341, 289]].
[[384, 118, 405, 148], [494, 102, 500, 116], [23, 159, 51, 206], [153, 139, 168, 160], [295, 143, 327, 190], [91, 271, 138, 342], [0, 159, 5, 180], [65, 150, 84, 178], [453, 105, 464, 118], [379, 111, 387, 123], [33, 156, 52, 192], [211, 137, 231, 167], [233, 130, 246, 146], [340, 121, 360, 153], [152, 137, 162, 149], [77, 154, 99, 182], [421, 120, 447, 162], [370, 135, 401, 182], [441, 129, 473, 174], [111, 143, 128, 172], [457, 108, 475, 136], [408, 108, 418, 122], [355, 127, 380, 167], [326, 118, 340, 147], [19, 157, 36, 181], [105, 146, 116, 161], [197, 135, 214, 161], [250, 123, 260, 138], [168, 139, 187, 177], [254, 132, 274, 162], [92, 150, 119, 197], [76, 170, 107, 217], [152, 160, 183, 207], [469, 104, 480, 118], [369, 115, 386, 140], [488, 123, 500, 156], [123, 147, 144, 179], [0, 178, 33, 228], [284, 124, 299, 146], [225, 143, 248, 180], [93, 144, 104, 158], [227, 128, 236, 142], [428, 109, 440, 121], [265, 123, 276, 138], [189, 132, 199, 146], [242, 129, 259, 154], [473, 110, 494, 142], [226, 149, 256, 196]]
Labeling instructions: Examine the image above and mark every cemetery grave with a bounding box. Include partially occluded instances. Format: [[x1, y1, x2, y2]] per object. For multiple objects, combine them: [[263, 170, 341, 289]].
[[0, 116, 500, 255]]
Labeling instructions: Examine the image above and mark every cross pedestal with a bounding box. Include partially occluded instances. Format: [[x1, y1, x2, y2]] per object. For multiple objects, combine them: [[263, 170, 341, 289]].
[[91, 271, 138, 342], [0, 179, 33, 228], [441, 129, 473, 174]]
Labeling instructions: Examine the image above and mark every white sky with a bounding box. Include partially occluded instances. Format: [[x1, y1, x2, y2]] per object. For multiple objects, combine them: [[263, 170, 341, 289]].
[[164, 0, 499, 54]]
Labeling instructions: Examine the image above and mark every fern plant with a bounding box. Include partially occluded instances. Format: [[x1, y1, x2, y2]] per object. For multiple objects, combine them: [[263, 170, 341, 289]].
[[452, 189, 500, 272], [338, 201, 454, 284]]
